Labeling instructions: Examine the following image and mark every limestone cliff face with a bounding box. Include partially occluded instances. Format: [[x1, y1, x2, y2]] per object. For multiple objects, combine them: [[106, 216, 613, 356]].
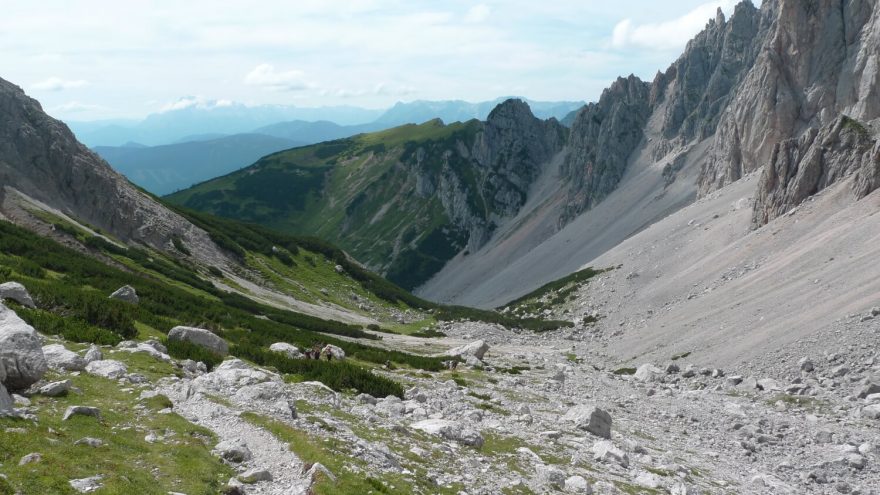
[[752, 116, 879, 226], [409, 99, 566, 251], [701, 0, 880, 195], [559, 76, 651, 224], [0, 77, 228, 266]]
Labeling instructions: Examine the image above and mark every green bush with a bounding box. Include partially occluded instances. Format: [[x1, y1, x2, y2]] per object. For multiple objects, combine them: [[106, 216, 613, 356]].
[[164, 338, 224, 370], [232, 343, 403, 398], [16, 307, 122, 346]]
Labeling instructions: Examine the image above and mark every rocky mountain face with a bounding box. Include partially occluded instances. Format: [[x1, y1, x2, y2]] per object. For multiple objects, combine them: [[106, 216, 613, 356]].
[[701, 0, 880, 199], [171, 99, 566, 290], [0, 77, 229, 268], [559, 76, 651, 224], [561, 0, 879, 229], [753, 116, 880, 225]]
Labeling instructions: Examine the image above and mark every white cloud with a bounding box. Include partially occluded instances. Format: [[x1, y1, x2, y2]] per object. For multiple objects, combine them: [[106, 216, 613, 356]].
[[158, 96, 238, 113], [464, 4, 490, 23], [244, 64, 310, 92], [52, 101, 104, 113], [611, 0, 740, 50], [32, 77, 88, 91]]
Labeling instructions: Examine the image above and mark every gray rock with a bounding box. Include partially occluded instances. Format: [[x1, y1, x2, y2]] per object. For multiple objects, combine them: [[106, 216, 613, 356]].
[[0, 383, 12, 411], [0, 282, 35, 308], [536, 464, 566, 489], [410, 419, 484, 447], [665, 363, 680, 374], [305, 462, 336, 483], [799, 357, 814, 372], [238, 468, 273, 483], [634, 471, 662, 489], [109, 285, 139, 304], [356, 393, 378, 405], [18, 452, 41, 465], [564, 475, 592, 493], [861, 404, 880, 419], [0, 303, 47, 390], [39, 379, 72, 397], [856, 382, 880, 399], [634, 363, 664, 382], [563, 404, 612, 439], [757, 378, 780, 392], [591, 440, 629, 467], [85, 360, 128, 379], [63, 406, 101, 421], [74, 437, 104, 448], [445, 340, 489, 361], [213, 439, 252, 463], [168, 326, 228, 356], [69, 475, 103, 493], [42, 344, 86, 371], [269, 342, 303, 359], [83, 345, 103, 363]]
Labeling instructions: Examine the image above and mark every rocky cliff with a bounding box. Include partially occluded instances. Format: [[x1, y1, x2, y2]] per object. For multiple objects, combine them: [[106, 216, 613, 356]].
[[701, 0, 880, 196], [752, 115, 879, 225], [0, 77, 229, 266]]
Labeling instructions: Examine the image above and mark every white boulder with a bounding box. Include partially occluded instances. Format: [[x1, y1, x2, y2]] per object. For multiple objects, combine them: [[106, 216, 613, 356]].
[[0, 303, 47, 390], [446, 340, 489, 361], [168, 326, 228, 356], [269, 342, 303, 359], [42, 344, 86, 371], [109, 285, 139, 304], [0, 282, 35, 308], [634, 363, 664, 382], [85, 360, 128, 380], [563, 404, 612, 439]]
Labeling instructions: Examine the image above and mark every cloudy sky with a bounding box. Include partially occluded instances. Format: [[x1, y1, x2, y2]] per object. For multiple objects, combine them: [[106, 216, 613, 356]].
[[1, 0, 747, 121]]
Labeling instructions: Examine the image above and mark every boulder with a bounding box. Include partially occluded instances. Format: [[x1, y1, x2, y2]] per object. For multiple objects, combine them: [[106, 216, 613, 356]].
[[798, 357, 814, 372], [238, 468, 273, 483], [591, 440, 629, 467], [63, 406, 101, 421], [168, 326, 228, 356], [757, 378, 781, 392], [194, 359, 276, 392], [117, 342, 171, 362], [634, 363, 664, 382], [862, 404, 880, 420], [39, 379, 72, 397], [856, 382, 880, 399], [42, 344, 86, 371], [0, 303, 47, 390], [410, 419, 484, 447], [564, 475, 592, 493], [18, 453, 41, 466], [269, 342, 303, 359], [74, 437, 104, 448], [69, 475, 104, 493], [0, 383, 12, 411], [446, 340, 489, 361], [213, 439, 252, 463], [321, 344, 345, 360], [85, 360, 128, 379], [109, 285, 139, 304], [536, 464, 566, 489], [83, 345, 103, 363], [562, 404, 612, 439], [0, 282, 35, 308]]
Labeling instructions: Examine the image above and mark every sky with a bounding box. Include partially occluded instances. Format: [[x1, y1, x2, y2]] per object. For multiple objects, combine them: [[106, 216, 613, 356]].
[[0, 0, 747, 121]]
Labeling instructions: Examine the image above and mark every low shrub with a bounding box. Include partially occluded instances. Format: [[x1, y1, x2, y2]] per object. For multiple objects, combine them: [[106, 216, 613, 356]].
[[16, 307, 123, 346]]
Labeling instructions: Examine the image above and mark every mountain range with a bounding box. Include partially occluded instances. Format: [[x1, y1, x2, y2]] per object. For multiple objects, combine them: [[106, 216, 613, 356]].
[[80, 98, 583, 195], [2, 1, 880, 493], [170, 0, 880, 310]]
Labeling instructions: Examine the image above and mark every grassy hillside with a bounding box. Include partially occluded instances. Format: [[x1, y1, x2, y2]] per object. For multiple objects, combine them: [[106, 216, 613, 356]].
[[167, 119, 491, 290]]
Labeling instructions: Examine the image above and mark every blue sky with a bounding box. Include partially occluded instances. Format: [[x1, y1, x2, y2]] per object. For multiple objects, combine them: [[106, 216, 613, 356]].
[[1, 0, 747, 120]]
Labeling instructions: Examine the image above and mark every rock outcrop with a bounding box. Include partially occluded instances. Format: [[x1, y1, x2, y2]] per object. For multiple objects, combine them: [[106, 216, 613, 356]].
[[0, 77, 230, 267], [109, 285, 139, 304], [701, 0, 880, 195], [753, 116, 880, 225], [559, 75, 651, 224], [0, 303, 46, 390]]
